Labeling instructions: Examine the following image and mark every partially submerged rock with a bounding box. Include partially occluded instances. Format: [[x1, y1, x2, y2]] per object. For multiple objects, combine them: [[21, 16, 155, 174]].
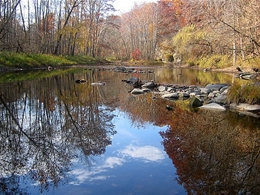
[[75, 79, 86, 83], [122, 77, 259, 117], [141, 80, 156, 89], [162, 92, 179, 99], [230, 103, 260, 111], [200, 103, 226, 111], [131, 88, 151, 95]]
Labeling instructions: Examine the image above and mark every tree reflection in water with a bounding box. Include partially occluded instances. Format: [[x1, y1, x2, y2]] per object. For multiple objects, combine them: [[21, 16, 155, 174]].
[[160, 108, 260, 194], [0, 72, 116, 194]]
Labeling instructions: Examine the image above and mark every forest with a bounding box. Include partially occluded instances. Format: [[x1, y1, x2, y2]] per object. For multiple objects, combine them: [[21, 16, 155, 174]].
[[0, 0, 259, 68]]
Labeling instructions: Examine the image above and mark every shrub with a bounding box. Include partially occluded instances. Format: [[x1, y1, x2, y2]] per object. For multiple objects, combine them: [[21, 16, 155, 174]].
[[228, 83, 260, 104]]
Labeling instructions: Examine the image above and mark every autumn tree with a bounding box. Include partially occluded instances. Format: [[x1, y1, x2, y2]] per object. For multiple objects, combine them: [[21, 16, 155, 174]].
[[118, 2, 159, 60]]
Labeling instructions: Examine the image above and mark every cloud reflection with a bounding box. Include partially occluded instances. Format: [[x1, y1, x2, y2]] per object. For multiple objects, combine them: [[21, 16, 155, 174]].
[[69, 157, 125, 184], [69, 146, 165, 185], [120, 145, 165, 162], [104, 157, 125, 168]]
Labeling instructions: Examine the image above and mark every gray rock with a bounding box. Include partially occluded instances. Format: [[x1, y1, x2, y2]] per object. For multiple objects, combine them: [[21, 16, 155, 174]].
[[236, 110, 260, 118], [142, 88, 151, 93], [142, 81, 156, 88], [208, 92, 215, 99], [205, 83, 228, 91], [239, 73, 257, 80], [131, 88, 145, 95], [220, 86, 229, 93], [179, 92, 190, 98], [162, 93, 179, 99], [230, 103, 260, 111], [200, 87, 211, 94], [214, 94, 228, 104], [190, 91, 202, 96], [200, 103, 226, 111]]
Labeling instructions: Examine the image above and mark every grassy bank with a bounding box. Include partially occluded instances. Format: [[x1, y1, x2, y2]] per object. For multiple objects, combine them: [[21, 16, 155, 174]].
[[0, 52, 106, 70], [185, 54, 260, 71]]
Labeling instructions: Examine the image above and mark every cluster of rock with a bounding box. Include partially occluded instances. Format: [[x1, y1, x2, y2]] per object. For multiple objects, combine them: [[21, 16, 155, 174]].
[[113, 66, 154, 74], [122, 77, 260, 118]]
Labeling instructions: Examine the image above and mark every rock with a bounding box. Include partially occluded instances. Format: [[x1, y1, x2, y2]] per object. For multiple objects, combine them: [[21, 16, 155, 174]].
[[200, 87, 211, 94], [131, 88, 145, 95], [220, 86, 229, 93], [190, 90, 202, 96], [158, 85, 166, 92], [122, 77, 143, 88], [237, 110, 260, 118], [200, 103, 226, 111], [189, 97, 203, 107], [230, 103, 260, 111], [239, 72, 257, 80], [166, 105, 174, 111], [142, 81, 156, 88], [208, 92, 215, 99], [142, 88, 151, 93], [75, 79, 86, 83], [179, 92, 190, 98], [213, 94, 228, 104], [205, 83, 229, 91], [113, 66, 127, 72], [162, 92, 179, 99]]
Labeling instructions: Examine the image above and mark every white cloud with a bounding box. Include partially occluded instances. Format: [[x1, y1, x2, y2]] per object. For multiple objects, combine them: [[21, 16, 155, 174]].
[[120, 145, 165, 162]]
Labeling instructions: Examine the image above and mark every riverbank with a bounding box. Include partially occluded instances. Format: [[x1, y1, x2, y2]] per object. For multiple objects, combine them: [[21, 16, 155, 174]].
[[0, 52, 108, 71]]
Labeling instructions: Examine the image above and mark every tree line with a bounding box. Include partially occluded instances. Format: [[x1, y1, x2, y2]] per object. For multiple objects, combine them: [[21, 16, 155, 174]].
[[0, 0, 259, 64]]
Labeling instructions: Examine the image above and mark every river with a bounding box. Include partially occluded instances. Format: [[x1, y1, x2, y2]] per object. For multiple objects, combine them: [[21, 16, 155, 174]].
[[0, 66, 259, 195]]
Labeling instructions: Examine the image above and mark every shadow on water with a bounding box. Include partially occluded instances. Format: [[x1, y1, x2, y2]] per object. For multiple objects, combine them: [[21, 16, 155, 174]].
[[0, 66, 259, 194]]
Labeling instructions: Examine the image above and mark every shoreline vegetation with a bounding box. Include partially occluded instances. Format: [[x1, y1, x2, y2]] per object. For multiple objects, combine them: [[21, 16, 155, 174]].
[[1, 52, 259, 74], [0, 52, 109, 71]]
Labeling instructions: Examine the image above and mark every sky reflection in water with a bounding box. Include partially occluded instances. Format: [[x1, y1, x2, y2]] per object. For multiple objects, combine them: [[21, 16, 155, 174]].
[[28, 109, 186, 195]]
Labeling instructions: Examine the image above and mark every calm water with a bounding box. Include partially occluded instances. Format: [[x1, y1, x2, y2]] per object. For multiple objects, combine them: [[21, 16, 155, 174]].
[[0, 66, 260, 195]]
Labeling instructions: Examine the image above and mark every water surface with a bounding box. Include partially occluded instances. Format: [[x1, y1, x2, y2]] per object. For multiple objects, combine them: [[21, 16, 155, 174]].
[[0, 66, 259, 195]]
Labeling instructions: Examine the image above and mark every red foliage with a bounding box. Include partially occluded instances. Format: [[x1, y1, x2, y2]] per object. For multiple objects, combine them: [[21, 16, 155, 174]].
[[132, 48, 141, 60]]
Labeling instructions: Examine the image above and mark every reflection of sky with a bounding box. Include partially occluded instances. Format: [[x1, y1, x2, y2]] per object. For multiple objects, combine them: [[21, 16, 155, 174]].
[[29, 109, 186, 195]]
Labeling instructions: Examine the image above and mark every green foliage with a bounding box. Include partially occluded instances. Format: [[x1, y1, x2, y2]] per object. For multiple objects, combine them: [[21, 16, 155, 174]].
[[172, 25, 207, 60], [240, 57, 260, 69], [228, 83, 260, 104], [64, 55, 97, 64], [0, 52, 100, 69], [197, 55, 232, 69]]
